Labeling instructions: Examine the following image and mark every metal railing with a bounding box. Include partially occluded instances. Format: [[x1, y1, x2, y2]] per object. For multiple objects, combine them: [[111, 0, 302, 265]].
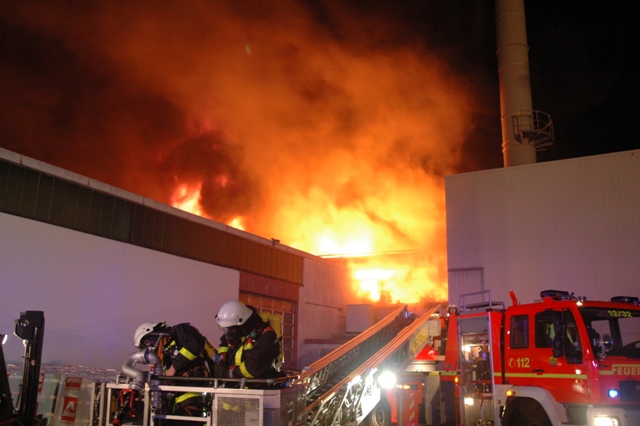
[[97, 304, 442, 425], [459, 290, 505, 312], [510, 110, 554, 150], [102, 375, 303, 426]]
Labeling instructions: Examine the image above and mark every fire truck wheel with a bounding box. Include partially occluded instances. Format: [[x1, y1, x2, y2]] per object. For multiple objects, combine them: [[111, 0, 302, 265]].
[[503, 397, 551, 426], [363, 397, 392, 426]]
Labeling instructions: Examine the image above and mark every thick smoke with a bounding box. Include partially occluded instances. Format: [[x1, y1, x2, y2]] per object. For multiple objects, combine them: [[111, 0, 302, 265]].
[[1, 1, 496, 300]]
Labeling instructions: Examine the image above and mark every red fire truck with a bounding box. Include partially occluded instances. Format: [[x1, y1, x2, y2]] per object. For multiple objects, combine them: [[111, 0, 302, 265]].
[[376, 289, 640, 426]]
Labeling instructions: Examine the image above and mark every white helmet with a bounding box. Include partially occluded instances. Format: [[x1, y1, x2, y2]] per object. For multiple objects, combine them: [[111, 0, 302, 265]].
[[134, 322, 166, 348], [216, 301, 253, 328]]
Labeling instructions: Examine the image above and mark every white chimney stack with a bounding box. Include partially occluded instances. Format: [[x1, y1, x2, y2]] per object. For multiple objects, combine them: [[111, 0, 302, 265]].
[[495, 0, 553, 167]]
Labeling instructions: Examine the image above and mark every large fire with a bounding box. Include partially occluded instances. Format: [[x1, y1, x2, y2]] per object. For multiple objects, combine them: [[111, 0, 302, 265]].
[[351, 258, 447, 304], [2, 2, 478, 306], [170, 171, 449, 305]]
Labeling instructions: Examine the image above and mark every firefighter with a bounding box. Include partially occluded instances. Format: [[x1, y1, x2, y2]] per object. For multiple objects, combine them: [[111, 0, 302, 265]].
[[439, 304, 458, 354], [447, 304, 459, 317], [213, 301, 282, 381], [132, 322, 212, 425]]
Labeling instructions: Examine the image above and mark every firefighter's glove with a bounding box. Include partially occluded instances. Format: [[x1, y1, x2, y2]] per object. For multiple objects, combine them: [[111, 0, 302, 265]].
[[213, 364, 235, 378], [213, 364, 228, 378], [214, 353, 227, 364]]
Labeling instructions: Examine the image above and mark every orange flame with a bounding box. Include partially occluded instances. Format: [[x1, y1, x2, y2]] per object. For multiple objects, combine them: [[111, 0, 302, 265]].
[[171, 169, 449, 305], [349, 256, 447, 304], [171, 183, 247, 230], [156, 3, 469, 306], [256, 167, 449, 304], [228, 216, 246, 231], [171, 182, 207, 218], [353, 268, 393, 302]]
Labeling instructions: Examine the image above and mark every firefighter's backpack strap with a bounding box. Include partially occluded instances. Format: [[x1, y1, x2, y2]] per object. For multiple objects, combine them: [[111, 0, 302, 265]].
[[259, 311, 284, 369], [204, 339, 217, 359], [202, 338, 217, 374]]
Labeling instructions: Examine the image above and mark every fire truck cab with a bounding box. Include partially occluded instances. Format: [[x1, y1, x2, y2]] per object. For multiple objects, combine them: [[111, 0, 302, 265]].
[[387, 289, 640, 426], [497, 290, 640, 426]]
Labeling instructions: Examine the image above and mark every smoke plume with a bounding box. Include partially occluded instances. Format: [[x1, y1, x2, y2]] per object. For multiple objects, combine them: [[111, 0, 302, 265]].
[[1, 1, 497, 302]]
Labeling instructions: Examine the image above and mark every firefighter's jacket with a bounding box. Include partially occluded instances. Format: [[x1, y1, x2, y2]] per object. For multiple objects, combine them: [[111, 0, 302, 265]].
[[162, 323, 210, 376], [161, 323, 211, 406], [217, 315, 281, 379], [162, 323, 207, 377]]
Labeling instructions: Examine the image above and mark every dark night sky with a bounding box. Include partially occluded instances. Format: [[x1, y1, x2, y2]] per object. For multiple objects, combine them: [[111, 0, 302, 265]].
[[1, 1, 638, 230], [524, 2, 639, 163], [397, 1, 640, 167], [1, 2, 636, 172]]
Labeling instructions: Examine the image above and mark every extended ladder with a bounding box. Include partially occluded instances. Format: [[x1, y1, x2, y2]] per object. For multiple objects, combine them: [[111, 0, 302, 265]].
[[298, 304, 441, 425]]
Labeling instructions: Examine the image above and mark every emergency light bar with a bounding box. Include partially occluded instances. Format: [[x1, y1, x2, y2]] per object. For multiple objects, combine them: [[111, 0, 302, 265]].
[[540, 290, 572, 301], [610, 296, 640, 305]]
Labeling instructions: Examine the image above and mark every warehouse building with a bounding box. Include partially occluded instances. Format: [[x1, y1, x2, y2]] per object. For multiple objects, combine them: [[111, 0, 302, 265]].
[[0, 147, 351, 370]]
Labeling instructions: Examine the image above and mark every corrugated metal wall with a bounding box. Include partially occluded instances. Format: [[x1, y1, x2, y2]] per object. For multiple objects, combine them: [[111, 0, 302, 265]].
[[0, 155, 304, 285], [445, 150, 640, 306]]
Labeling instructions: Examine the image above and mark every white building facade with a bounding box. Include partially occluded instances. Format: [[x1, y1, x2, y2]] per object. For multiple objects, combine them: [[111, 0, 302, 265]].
[[445, 149, 640, 307], [0, 148, 350, 371]]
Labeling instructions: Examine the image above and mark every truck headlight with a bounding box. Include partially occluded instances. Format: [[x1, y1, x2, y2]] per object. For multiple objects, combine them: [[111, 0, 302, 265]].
[[593, 416, 620, 426]]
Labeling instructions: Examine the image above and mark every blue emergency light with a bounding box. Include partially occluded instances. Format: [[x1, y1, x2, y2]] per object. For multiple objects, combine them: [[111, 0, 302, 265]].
[[610, 296, 639, 305]]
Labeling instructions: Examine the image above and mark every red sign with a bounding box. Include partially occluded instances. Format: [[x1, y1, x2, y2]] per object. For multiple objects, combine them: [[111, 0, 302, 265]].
[[65, 377, 83, 388], [61, 396, 78, 422]]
